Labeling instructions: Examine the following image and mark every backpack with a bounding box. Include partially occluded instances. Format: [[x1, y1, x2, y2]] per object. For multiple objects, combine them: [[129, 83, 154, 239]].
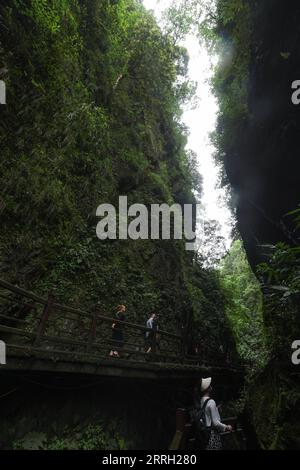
[[189, 398, 212, 448]]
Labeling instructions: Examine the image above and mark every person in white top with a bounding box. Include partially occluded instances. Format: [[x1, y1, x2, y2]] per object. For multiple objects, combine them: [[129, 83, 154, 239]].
[[199, 377, 232, 450]]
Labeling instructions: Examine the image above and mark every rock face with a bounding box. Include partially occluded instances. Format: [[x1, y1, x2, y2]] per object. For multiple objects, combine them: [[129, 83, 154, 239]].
[[246, 359, 300, 450], [217, 0, 300, 449], [0, 0, 233, 353], [223, 0, 300, 268]]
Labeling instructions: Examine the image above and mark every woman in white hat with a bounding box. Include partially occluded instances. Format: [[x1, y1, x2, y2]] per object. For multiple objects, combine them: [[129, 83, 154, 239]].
[[198, 377, 232, 450]]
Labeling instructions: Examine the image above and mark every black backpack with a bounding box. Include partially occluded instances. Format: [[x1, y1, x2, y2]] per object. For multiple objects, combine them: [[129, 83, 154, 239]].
[[189, 398, 212, 448]]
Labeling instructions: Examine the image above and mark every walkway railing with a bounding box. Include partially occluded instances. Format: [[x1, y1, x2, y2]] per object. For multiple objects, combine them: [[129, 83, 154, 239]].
[[168, 408, 246, 450], [0, 278, 237, 369], [0, 279, 184, 364]]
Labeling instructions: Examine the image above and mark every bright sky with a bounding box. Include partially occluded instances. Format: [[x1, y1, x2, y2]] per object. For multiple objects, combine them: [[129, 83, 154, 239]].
[[143, 0, 233, 249]]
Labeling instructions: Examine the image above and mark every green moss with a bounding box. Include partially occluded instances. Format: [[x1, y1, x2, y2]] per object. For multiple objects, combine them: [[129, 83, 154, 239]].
[[246, 360, 300, 449], [11, 422, 126, 450], [0, 0, 235, 350]]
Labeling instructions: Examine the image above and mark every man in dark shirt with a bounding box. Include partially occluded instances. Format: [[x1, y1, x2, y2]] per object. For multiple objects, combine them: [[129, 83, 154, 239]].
[[145, 313, 158, 353]]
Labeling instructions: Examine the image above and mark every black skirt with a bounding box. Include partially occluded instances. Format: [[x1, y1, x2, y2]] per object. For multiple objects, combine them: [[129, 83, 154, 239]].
[[111, 328, 124, 349]]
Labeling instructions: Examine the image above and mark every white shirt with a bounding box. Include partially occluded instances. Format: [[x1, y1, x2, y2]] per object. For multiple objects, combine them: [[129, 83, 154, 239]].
[[200, 397, 227, 433]]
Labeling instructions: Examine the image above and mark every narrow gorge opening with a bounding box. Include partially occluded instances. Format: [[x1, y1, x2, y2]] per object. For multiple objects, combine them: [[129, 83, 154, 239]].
[[0, 0, 299, 453]]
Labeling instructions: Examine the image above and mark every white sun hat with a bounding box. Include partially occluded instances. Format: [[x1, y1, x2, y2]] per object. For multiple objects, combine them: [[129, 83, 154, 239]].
[[201, 377, 212, 392]]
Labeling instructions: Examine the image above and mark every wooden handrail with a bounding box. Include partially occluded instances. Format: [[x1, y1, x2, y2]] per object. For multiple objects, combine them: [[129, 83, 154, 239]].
[[169, 409, 185, 450], [169, 409, 245, 450], [169, 430, 183, 450], [0, 279, 47, 304], [35, 292, 54, 345], [0, 278, 240, 370], [0, 278, 181, 340]]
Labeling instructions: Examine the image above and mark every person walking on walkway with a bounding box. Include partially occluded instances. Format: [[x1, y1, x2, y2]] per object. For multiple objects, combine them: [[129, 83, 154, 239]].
[[109, 304, 126, 358], [145, 313, 158, 354]]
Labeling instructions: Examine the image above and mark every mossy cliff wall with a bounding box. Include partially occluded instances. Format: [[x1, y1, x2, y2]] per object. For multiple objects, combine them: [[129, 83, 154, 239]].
[[212, 0, 300, 449], [246, 360, 300, 450], [0, 0, 231, 347]]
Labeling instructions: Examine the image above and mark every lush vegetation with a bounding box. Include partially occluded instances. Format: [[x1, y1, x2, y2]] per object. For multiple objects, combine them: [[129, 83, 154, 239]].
[[197, 0, 251, 183], [200, 0, 300, 449], [219, 240, 267, 372], [2, 0, 299, 450], [257, 239, 300, 361], [247, 223, 300, 449], [0, 0, 234, 348], [12, 422, 126, 450]]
